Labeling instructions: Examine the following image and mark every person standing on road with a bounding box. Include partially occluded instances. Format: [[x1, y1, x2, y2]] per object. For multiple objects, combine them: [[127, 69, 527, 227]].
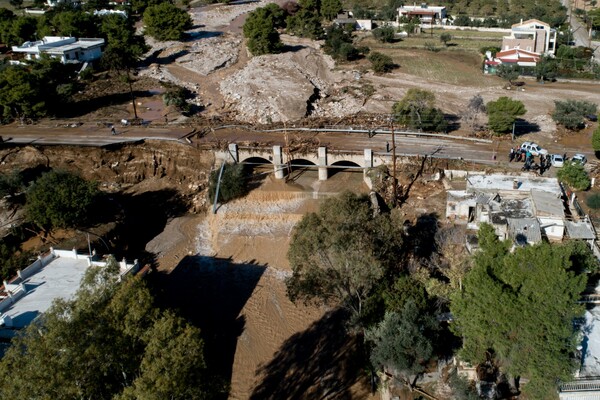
[[111, 127, 116, 135], [509, 148, 515, 162]]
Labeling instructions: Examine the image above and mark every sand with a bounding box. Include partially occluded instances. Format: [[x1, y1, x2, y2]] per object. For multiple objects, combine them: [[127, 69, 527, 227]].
[[150, 170, 377, 399]]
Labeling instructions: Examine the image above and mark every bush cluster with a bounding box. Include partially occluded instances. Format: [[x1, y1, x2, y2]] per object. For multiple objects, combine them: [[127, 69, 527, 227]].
[[208, 163, 249, 203]]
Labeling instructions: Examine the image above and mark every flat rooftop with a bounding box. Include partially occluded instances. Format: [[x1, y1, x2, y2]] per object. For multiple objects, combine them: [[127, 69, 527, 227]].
[[1, 257, 89, 331], [45, 38, 104, 54], [466, 174, 562, 195]]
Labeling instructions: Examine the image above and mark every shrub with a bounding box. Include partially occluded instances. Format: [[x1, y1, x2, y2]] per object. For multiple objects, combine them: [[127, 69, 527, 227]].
[[439, 32, 452, 45], [557, 161, 591, 191], [552, 100, 598, 130], [424, 42, 439, 52], [586, 193, 600, 209], [593, 123, 600, 157], [163, 85, 191, 112], [372, 26, 395, 43], [208, 163, 249, 203], [392, 88, 447, 132], [368, 51, 394, 73]]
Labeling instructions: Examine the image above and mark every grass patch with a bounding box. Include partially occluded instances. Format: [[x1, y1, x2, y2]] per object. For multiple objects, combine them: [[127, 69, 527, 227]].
[[358, 37, 499, 86], [0, 0, 36, 10], [357, 30, 503, 54]]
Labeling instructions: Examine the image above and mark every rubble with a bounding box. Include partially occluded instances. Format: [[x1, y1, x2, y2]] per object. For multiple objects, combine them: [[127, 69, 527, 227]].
[[219, 46, 366, 123], [177, 35, 241, 75]]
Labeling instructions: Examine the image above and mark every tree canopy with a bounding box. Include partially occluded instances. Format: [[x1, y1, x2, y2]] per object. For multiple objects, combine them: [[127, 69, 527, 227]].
[[392, 88, 447, 132], [0, 59, 76, 122], [143, 3, 192, 41], [593, 123, 600, 155], [486, 96, 526, 134], [496, 63, 520, 84], [243, 5, 283, 56], [101, 13, 148, 71], [322, 24, 364, 61], [320, 0, 342, 20], [25, 170, 99, 230], [450, 224, 594, 398], [372, 25, 395, 43], [286, 191, 404, 325], [0, 262, 223, 399], [366, 299, 438, 383], [0, 15, 36, 46], [286, 0, 323, 39], [557, 161, 591, 191], [552, 99, 598, 131], [368, 51, 394, 73]]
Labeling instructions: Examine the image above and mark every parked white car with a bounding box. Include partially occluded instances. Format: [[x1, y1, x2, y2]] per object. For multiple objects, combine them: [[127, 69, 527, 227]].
[[572, 153, 588, 165], [520, 142, 548, 156], [551, 154, 564, 167]]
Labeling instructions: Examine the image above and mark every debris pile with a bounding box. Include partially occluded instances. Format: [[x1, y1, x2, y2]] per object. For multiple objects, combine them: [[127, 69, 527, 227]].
[[177, 35, 241, 75]]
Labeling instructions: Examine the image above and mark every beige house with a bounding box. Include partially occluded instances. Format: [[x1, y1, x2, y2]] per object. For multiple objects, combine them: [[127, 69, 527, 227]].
[[501, 19, 557, 55]]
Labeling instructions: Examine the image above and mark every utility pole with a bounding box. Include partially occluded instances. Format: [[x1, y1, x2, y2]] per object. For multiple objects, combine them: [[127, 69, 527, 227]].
[[512, 122, 516, 141], [590, 15, 595, 46], [391, 116, 397, 207]]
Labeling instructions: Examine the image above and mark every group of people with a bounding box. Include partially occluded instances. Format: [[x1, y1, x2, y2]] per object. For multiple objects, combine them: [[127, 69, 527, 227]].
[[508, 147, 552, 175]]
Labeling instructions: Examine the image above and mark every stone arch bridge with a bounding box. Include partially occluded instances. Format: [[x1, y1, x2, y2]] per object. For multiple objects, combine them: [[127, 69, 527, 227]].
[[215, 144, 388, 181]]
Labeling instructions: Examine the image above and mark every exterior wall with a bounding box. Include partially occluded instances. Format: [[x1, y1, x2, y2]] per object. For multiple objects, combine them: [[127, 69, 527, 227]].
[[446, 201, 472, 221], [356, 19, 372, 30], [535, 29, 547, 53], [539, 217, 565, 241]]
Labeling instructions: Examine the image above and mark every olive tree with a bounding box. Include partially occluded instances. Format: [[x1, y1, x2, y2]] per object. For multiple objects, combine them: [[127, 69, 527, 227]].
[[552, 100, 597, 130], [392, 88, 447, 132]]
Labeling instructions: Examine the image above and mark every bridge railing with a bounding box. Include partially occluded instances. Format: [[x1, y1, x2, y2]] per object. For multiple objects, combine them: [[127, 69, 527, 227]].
[[211, 125, 492, 144]]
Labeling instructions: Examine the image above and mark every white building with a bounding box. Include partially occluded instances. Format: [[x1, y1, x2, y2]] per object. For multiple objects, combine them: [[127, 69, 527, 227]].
[[0, 248, 140, 339], [559, 297, 600, 399], [446, 174, 566, 244], [397, 4, 447, 25], [12, 36, 105, 64]]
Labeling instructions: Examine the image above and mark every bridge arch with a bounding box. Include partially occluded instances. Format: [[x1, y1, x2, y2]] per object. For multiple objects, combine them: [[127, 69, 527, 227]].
[[241, 156, 273, 166], [286, 158, 317, 181], [329, 160, 362, 178]]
